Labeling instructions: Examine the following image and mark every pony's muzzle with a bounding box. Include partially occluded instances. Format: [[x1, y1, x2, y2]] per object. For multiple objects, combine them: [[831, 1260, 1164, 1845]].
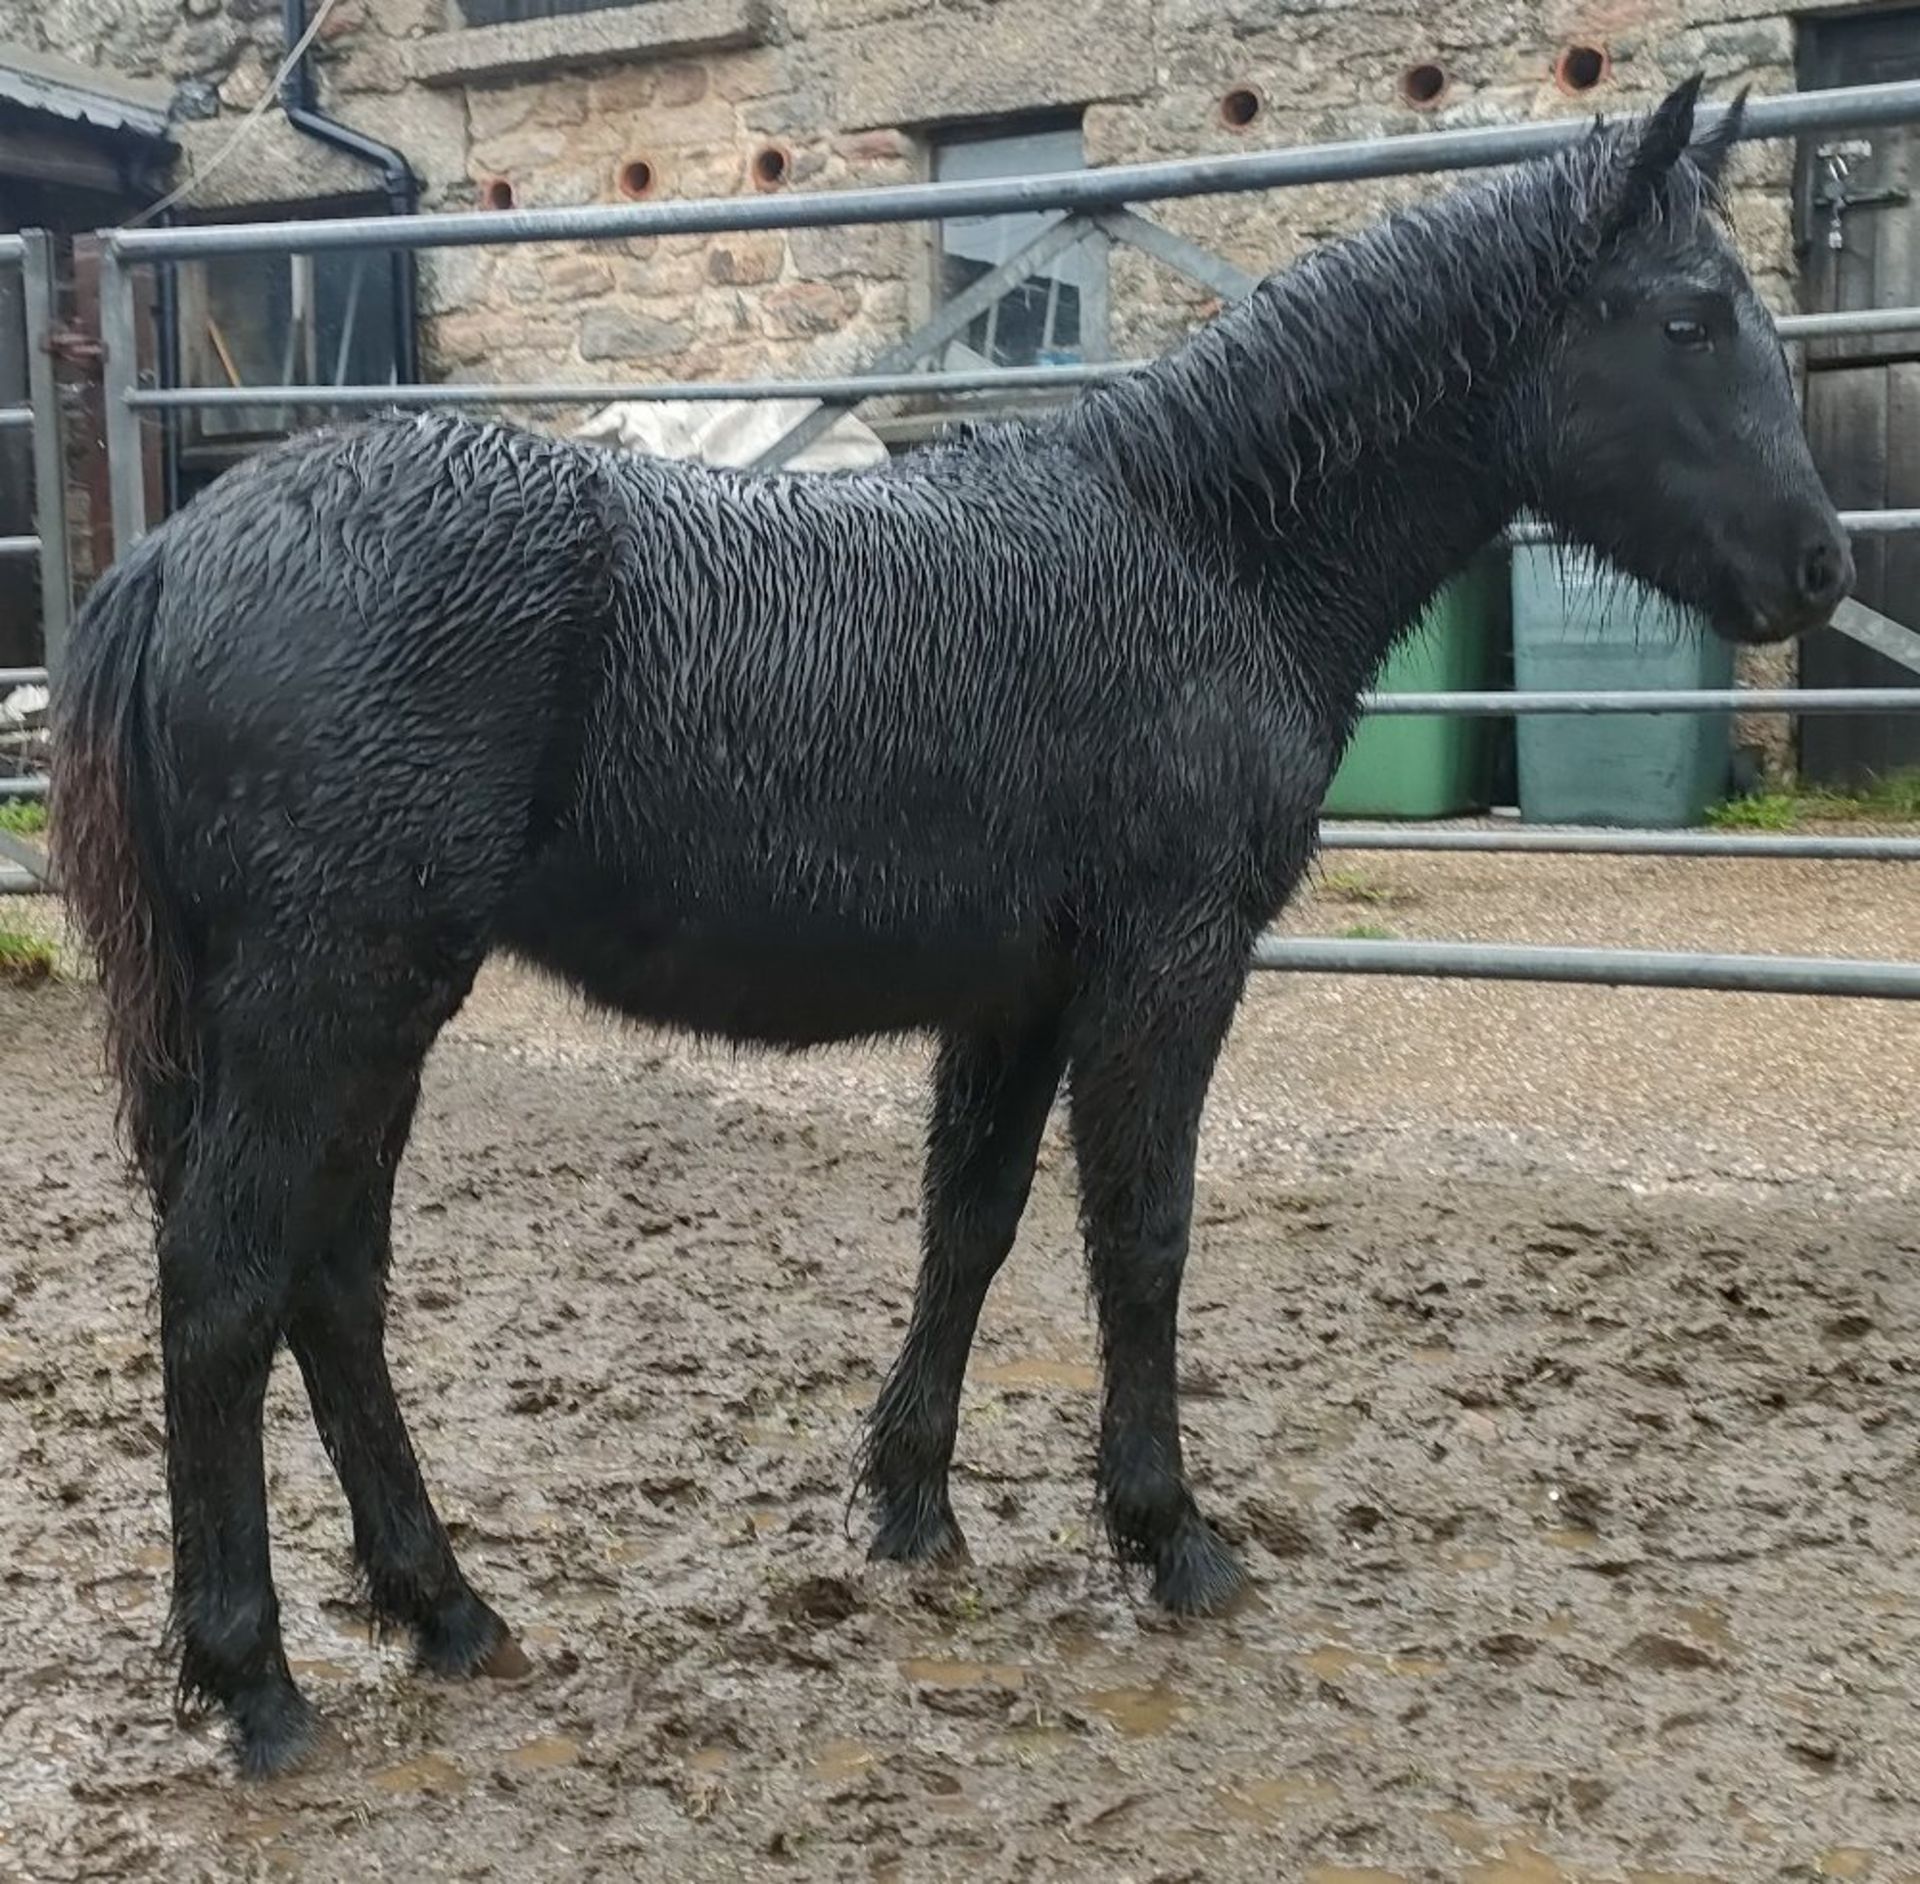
[[1735, 514, 1854, 642]]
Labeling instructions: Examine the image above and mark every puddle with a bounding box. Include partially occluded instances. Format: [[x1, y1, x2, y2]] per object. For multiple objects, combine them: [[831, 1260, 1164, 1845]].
[[1441, 1547, 1502, 1571], [1201, 1635, 1265, 1669], [605, 1538, 652, 1564], [807, 1739, 880, 1781], [739, 1421, 815, 1450], [1218, 1773, 1341, 1824], [1542, 1527, 1600, 1552], [1076, 1683, 1192, 1737], [511, 1736, 580, 1771], [1306, 1869, 1409, 1884], [999, 1725, 1075, 1760], [1672, 1603, 1737, 1652], [1432, 1810, 1502, 1854], [1464, 1843, 1574, 1884], [1301, 1646, 1447, 1680], [686, 1745, 731, 1775], [81, 1577, 153, 1615], [974, 1358, 1098, 1391], [1819, 1853, 1876, 1880], [1628, 1871, 1729, 1884], [287, 1658, 354, 1682], [1410, 1344, 1455, 1365], [748, 1510, 783, 1534], [899, 1658, 1025, 1690], [371, 1754, 465, 1795]]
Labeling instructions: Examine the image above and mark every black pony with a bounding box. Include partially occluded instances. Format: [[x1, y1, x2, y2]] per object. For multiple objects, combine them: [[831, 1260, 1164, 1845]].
[[52, 78, 1848, 1777]]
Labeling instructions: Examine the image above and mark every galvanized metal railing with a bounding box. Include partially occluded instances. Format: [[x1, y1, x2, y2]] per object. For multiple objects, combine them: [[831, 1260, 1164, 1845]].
[[0, 230, 68, 890], [8, 81, 1920, 996], [0, 234, 71, 664]]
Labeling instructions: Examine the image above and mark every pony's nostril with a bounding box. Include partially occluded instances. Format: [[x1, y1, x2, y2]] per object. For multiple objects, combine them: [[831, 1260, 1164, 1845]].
[[1797, 537, 1850, 610]]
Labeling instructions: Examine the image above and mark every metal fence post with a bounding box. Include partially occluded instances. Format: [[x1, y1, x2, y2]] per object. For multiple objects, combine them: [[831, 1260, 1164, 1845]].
[[20, 230, 72, 678], [100, 246, 147, 555]]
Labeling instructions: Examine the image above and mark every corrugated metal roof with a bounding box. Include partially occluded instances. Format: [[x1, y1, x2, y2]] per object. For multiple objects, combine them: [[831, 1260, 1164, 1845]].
[[0, 40, 173, 143]]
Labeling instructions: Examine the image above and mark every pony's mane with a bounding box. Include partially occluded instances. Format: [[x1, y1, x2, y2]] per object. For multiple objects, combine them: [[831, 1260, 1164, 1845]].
[[1055, 109, 1733, 520]]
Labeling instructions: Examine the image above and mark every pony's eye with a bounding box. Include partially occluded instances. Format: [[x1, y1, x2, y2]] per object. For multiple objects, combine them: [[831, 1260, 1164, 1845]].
[[1663, 317, 1711, 350]]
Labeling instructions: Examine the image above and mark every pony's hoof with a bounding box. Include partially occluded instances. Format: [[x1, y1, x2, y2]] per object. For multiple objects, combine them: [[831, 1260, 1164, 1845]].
[[1151, 1517, 1250, 1618], [869, 1490, 971, 1568], [415, 1591, 524, 1682], [230, 1679, 322, 1782], [477, 1633, 534, 1681]]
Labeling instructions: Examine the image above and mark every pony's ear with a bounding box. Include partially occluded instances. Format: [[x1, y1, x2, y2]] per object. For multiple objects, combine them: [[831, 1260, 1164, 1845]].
[[1689, 85, 1748, 186], [1633, 74, 1704, 182], [1605, 72, 1705, 231]]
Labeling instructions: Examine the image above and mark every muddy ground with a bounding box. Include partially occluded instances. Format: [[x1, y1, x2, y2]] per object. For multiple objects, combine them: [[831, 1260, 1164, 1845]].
[[2, 854, 1918, 1882]]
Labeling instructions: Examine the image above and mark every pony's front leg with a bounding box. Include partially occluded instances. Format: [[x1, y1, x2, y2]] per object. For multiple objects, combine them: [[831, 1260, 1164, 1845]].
[[1066, 931, 1250, 1615], [862, 1011, 1067, 1564]]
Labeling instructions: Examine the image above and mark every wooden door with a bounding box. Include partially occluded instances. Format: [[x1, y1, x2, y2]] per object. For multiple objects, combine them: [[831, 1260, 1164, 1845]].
[[1798, 11, 1920, 783]]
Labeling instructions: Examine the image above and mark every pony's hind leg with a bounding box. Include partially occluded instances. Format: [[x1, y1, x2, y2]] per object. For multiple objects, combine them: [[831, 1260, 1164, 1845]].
[[1067, 939, 1249, 1616], [285, 1076, 523, 1684], [160, 1039, 336, 1775], [863, 1014, 1066, 1564], [164, 938, 497, 1776]]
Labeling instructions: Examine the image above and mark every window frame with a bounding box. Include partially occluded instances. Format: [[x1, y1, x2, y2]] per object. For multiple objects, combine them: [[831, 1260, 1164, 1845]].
[[170, 195, 402, 457], [927, 116, 1110, 381]]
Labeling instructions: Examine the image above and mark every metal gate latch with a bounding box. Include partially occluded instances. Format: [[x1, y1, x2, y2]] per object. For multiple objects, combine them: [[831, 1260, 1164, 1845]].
[[1816, 138, 1908, 252]]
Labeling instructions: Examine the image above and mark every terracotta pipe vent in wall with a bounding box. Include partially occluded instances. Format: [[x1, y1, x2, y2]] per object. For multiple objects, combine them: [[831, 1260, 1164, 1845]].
[[1220, 85, 1264, 131], [750, 145, 791, 190], [1555, 44, 1610, 95], [480, 176, 515, 211], [1399, 62, 1449, 110], [618, 157, 657, 200]]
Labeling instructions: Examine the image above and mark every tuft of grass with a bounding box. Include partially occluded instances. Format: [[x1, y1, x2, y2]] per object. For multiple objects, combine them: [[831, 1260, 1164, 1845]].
[[0, 798, 48, 836], [1803, 769, 1920, 823], [1337, 921, 1397, 941], [1708, 768, 1920, 831], [0, 928, 57, 983], [1320, 866, 1422, 910], [1322, 867, 1393, 904], [1705, 792, 1799, 831]]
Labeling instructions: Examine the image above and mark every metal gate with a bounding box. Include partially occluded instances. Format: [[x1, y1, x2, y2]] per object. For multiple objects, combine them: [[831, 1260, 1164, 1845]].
[[0, 229, 68, 891], [12, 81, 1920, 996]]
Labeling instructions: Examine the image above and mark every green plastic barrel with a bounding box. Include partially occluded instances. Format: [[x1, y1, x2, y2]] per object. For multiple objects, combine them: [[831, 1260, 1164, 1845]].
[[1322, 553, 1508, 819], [1511, 546, 1732, 829]]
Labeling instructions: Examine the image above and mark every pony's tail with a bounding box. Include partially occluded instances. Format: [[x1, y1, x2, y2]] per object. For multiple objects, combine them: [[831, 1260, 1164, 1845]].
[[48, 540, 199, 1210]]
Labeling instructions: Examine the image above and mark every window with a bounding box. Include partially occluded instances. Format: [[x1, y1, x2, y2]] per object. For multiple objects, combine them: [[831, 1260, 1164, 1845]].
[[177, 244, 401, 445], [932, 122, 1106, 372], [460, 0, 647, 25]]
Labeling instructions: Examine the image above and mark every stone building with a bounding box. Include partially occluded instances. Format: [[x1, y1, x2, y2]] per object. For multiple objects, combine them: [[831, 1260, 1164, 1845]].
[[0, 0, 1821, 403], [1, 0, 1915, 773]]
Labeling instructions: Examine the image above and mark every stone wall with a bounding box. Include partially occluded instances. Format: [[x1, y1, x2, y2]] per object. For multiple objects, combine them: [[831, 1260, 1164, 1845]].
[[0, 0, 1819, 383]]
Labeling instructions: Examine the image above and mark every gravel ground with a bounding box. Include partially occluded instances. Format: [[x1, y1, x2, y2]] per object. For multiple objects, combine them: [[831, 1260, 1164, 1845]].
[[1, 854, 1916, 1882]]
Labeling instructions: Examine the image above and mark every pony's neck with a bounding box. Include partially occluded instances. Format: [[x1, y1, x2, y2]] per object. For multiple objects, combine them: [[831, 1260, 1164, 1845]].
[[1061, 153, 1595, 699], [1270, 380, 1534, 707]]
